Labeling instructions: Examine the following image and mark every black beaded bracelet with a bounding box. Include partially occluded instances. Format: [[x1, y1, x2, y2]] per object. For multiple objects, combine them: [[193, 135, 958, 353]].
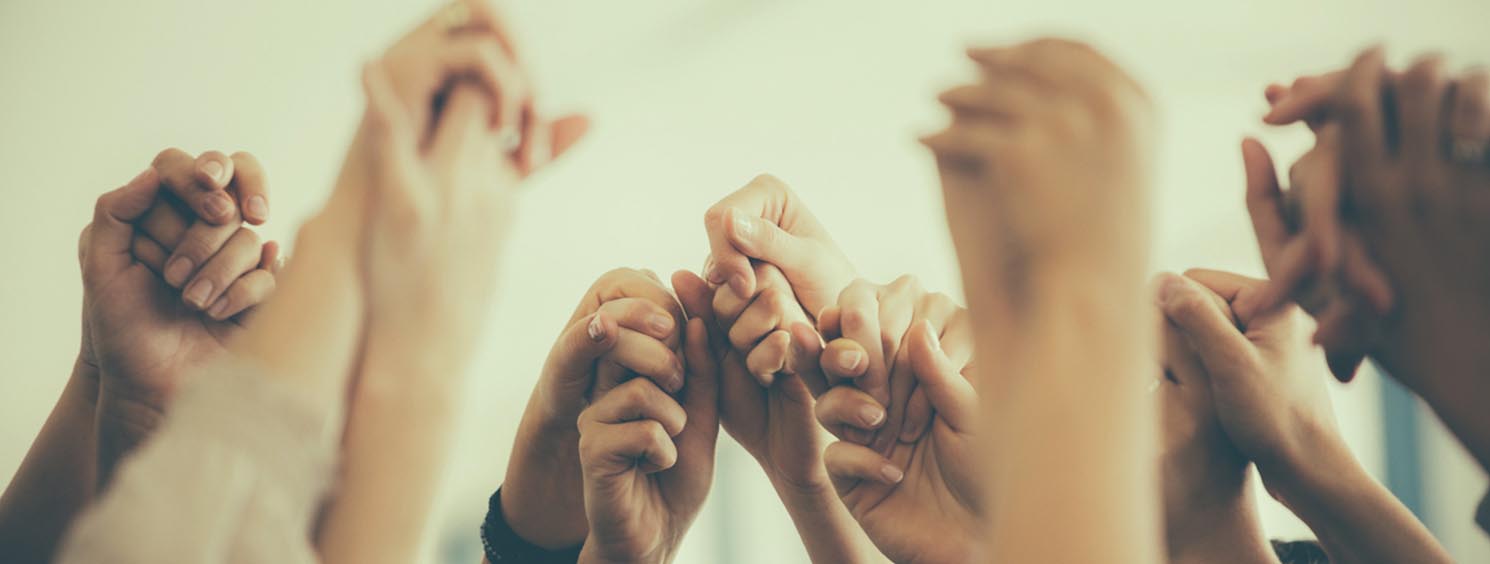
[[480, 487, 583, 563]]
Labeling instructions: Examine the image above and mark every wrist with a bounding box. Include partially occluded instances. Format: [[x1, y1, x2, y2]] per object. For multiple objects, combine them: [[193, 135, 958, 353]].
[[1257, 426, 1365, 517]]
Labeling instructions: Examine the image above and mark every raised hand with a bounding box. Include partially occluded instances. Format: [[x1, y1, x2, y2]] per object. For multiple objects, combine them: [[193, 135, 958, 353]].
[[925, 38, 1160, 564], [502, 269, 685, 549], [81, 152, 278, 485], [1158, 269, 1453, 564], [576, 319, 720, 564], [701, 174, 856, 317], [814, 314, 981, 563]]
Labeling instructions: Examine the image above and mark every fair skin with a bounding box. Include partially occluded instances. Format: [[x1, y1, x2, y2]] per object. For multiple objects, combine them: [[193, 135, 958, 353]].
[[675, 263, 881, 564], [809, 277, 981, 564], [315, 2, 589, 562], [575, 319, 720, 564], [1162, 269, 1452, 564], [0, 155, 275, 564], [1247, 49, 1490, 477], [499, 268, 686, 550], [924, 38, 1160, 564]]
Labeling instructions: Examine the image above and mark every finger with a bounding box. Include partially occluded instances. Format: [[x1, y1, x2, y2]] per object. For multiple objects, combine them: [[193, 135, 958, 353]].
[[597, 297, 679, 341], [1448, 69, 1490, 158], [907, 320, 977, 432], [727, 286, 795, 351], [1397, 54, 1449, 166], [816, 306, 842, 340], [1335, 47, 1390, 174], [900, 386, 931, 442], [814, 385, 885, 439], [181, 227, 262, 311], [935, 83, 1038, 120], [672, 270, 720, 337], [135, 199, 191, 250], [1248, 238, 1317, 316], [547, 114, 590, 162], [744, 330, 791, 387], [1156, 273, 1255, 378], [580, 378, 687, 437], [153, 148, 236, 224], [162, 219, 241, 290], [192, 151, 235, 193], [1241, 138, 1290, 266], [228, 152, 269, 224], [1263, 71, 1343, 125], [259, 240, 283, 274], [207, 269, 275, 321], [703, 205, 756, 299], [600, 330, 685, 395], [579, 419, 677, 475], [675, 318, 721, 473], [1338, 232, 1394, 314], [86, 168, 161, 271], [1298, 125, 1344, 271], [823, 441, 903, 496], [1180, 268, 1263, 324], [789, 321, 830, 396], [838, 282, 888, 407], [726, 207, 819, 275], [433, 35, 526, 131], [430, 84, 499, 170], [710, 281, 753, 334], [820, 338, 869, 381], [542, 311, 621, 399], [457, 0, 521, 56], [130, 234, 168, 274]]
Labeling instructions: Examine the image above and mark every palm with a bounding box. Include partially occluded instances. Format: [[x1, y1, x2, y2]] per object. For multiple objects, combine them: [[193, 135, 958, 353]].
[[839, 419, 979, 564], [82, 261, 237, 399], [717, 351, 826, 488], [588, 467, 706, 561]]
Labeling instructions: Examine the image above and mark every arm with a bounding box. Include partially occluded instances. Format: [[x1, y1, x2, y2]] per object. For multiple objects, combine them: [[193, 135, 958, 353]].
[[0, 360, 98, 563], [927, 39, 1161, 564]]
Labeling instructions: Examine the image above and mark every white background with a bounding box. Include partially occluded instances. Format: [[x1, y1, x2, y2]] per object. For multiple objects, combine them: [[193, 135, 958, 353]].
[[2, 0, 1488, 562]]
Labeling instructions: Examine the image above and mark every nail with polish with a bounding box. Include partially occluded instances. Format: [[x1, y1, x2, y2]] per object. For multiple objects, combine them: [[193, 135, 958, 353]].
[[184, 279, 214, 308], [164, 257, 194, 287]]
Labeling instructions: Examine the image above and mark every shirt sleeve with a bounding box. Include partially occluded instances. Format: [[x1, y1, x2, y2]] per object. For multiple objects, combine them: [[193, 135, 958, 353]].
[[56, 356, 339, 564]]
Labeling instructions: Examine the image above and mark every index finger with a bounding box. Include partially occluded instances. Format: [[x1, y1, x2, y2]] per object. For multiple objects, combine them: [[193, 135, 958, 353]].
[[229, 152, 269, 224], [153, 148, 237, 225]]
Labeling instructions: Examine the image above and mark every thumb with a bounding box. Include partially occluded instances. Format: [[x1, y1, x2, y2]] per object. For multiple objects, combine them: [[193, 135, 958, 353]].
[[84, 167, 161, 274], [542, 311, 620, 406], [1157, 273, 1255, 379], [907, 320, 977, 432], [726, 208, 815, 271]]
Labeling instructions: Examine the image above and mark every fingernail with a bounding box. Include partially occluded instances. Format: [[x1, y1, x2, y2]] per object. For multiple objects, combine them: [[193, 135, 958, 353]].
[[246, 196, 268, 220], [207, 297, 230, 319], [859, 405, 885, 427], [164, 257, 194, 287], [880, 465, 904, 484], [646, 314, 674, 335], [704, 262, 725, 285], [838, 350, 864, 372], [202, 193, 233, 219], [1158, 275, 1184, 306], [184, 279, 214, 308], [201, 160, 225, 183], [732, 209, 753, 241], [587, 315, 606, 341], [670, 359, 686, 392]]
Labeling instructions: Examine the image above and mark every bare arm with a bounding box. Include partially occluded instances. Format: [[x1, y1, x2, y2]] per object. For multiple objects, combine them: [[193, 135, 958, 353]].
[[0, 361, 98, 563]]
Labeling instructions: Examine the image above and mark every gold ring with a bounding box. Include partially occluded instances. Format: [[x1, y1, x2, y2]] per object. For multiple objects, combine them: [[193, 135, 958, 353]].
[[440, 1, 471, 32]]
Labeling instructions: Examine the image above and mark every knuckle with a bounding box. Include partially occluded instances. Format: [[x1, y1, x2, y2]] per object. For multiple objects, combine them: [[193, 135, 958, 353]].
[[152, 147, 188, 167], [703, 205, 729, 231], [748, 173, 784, 191]]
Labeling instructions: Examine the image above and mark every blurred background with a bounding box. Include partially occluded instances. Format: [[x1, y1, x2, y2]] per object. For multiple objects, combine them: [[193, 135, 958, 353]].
[[3, 0, 1489, 561]]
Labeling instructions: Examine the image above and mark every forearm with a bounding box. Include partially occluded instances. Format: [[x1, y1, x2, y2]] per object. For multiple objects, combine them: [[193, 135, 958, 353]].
[[499, 399, 588, 548], [978, 272, 1160, 564], [771, 478, 883, 564], [0, 360, 99, 563], [316, 351, 465, 564], [1265, 427, 1452, 564]]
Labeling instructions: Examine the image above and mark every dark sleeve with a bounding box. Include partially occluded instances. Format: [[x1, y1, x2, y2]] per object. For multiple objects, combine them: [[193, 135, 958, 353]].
[[480, 487, 582, 563]]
